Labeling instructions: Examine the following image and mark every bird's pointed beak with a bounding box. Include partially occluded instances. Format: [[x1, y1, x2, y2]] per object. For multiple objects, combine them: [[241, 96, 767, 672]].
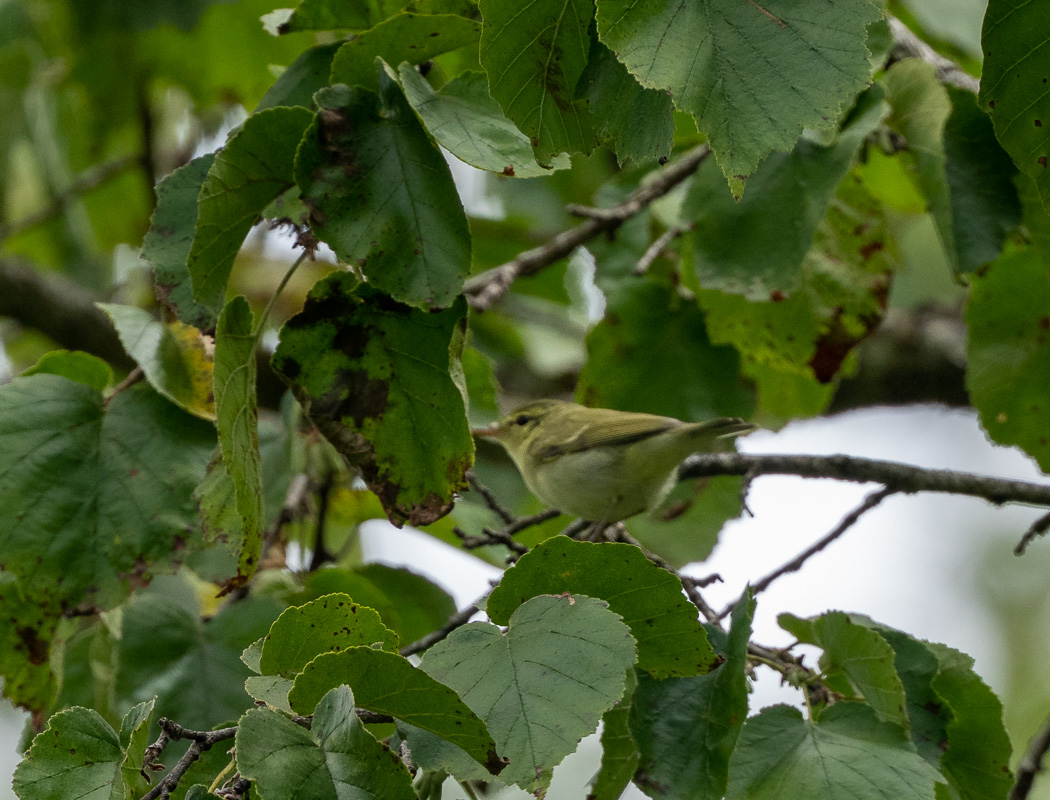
[[471, 422, 503, 438]]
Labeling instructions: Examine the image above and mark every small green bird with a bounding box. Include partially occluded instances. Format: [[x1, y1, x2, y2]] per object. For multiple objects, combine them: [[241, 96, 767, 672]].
[[474, 399, 756, 522]]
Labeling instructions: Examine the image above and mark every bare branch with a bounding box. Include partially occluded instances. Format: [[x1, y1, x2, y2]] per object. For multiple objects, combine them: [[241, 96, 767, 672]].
[[140, 720, 238, 800], [467, 471, 516, 524], [888, 16, 980, 93], [0, 257, 135, 371], [104, 367, 144, 406], [399, 602, 480, 657], [1011, 712, 1050, 800], [718, 487, 896, 619], [463, 145, 710, 311], [680, 452, 1050, 509], [634, 226, 686, 276], [454, 523, 531, 557], [1016, 510, 1050, 555]]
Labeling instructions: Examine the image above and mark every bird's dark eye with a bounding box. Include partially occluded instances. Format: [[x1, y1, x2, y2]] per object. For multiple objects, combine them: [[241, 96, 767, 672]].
[[514, 414, 531, 426]]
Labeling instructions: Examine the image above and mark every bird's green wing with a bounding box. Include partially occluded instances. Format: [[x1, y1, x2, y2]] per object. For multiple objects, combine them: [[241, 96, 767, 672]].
[[544, 409, 680, 457]]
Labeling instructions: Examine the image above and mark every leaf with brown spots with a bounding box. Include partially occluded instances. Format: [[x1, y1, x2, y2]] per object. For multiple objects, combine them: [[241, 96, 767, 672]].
[[258, 593, 399, 679], [272, 273, 472, 526], [0, 377, 215, 711], [685, 86, 889, 300]]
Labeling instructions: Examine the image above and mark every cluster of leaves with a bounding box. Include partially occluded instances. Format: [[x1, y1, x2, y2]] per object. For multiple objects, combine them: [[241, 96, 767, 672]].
[[13, 541, 1013, 799], [0, 0, 1047, 796]]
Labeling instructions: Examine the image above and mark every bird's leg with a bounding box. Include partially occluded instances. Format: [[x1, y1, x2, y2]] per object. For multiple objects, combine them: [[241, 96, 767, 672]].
[[579, 519, 616, 542]]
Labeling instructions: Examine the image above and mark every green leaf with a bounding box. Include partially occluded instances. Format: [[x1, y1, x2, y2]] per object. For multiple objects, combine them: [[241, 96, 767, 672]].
[[460, 343, 502, 427], [854, 622, 1013, 798], [0, 376, 215, 608], [118, 700, 156, 799], [99, 303, 216, 420], [486, 538, 717, 678], [13, 707, 122, 800], [398, 67, 562, 178], [214, 297, 262, 591], [187, 106, 314, 312], [330, 13, 482, 91], [863, 624, 951, 765], [942, 86, 1022, 272], [298, 564, 457, 645], [882, 59, 955, 269], [272, 275, 472, 527], [116, 589, 283, 729], [259, 594, 399, 678], [577, 281, 755, 421], [685, 87, 888, 299], [927, 642, 1013, 799], [778, 611, 908, 728], [417, 594, 636, 792], [966, 248, 1050, 471], [237, 686, 416, 800], [142, 153, 222, 330], [630, 591, 754, 800], [578, 37, 673, 166], [193, 450, 244, 557], [244, 675, 296, 714], [596, 0, 881, 194], [288, 647, 504, 774], [23, 350, 113, 391], [256, 42, 343, 111], [726, 703, 943, 800], [979, 0, 1050, 213], [478, 0, 595, 165], [590, 670, 638, 800], [294, 72, 471, 308], [1019, 172, 1050, 259]]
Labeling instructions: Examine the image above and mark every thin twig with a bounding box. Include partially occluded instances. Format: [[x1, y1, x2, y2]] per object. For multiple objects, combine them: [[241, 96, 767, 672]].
[[1016, 510, 1050, 555], [679, 574, 721, 624], [307, 471, 337, 572], [104, 367, 144, 406], [463, 145, 710, 311], [680, 452, 1050, 509], [717, 487, 896, 620], [565, 204, 623, 222], [456, 474, 563, 557], [1011, 712, 1050, 800], [634, 226, 685, 275], [399, 602, 480, 657], [0, 154, 141, 242], [454, 525, 530, 557], [455, 507, 562, 556], [467, 471, 515, 524], [261, 473, 310, 568], [502, 507, 563, 535]]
